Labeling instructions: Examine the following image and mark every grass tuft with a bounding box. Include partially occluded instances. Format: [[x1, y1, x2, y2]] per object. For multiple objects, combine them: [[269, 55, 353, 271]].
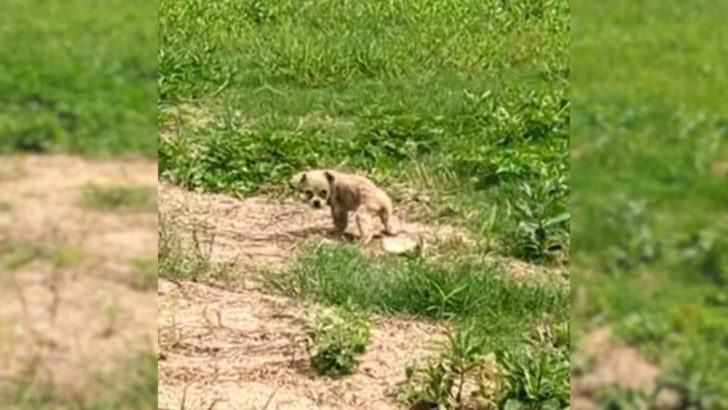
[[158, 216, 235, 282], [306, 307, 371, 377], [81, 184, 157, 213], [265, 243, 567, 347], [1, 241, 43, 271]]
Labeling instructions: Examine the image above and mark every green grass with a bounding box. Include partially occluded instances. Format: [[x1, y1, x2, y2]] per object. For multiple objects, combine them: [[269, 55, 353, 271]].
[[159, 0, 567, 98], [266, 244, 568, 351], [397, 320, 569, 409], [1, 240, 43, 271], [160, 0, 570, 406], [0, 0, 156, 157], [1, 240, 86, 273], [572, 0, 728, 406], [51, 246, 86, 269], [158, 216, 234, 282], [81, 184, 157, 213], [306, 306, 371, 377], [159, 0, 570, 263], [494, 340, 570, 408], [268, 244, 569, 407]]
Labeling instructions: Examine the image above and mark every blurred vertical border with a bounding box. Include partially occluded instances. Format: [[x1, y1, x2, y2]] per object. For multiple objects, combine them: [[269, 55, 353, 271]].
[[571, 0, 728, 408], [1, 0, 158, 408]]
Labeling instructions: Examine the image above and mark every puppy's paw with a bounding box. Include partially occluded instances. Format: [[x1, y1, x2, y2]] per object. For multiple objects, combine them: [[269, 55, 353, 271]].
[[383, 219, 399, 236], [358, 231, 374, 245], [328, 228, 355, 242]]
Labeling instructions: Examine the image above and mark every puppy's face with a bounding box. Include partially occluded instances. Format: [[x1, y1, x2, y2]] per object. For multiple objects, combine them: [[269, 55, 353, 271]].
[[290, 171, 333, 209]]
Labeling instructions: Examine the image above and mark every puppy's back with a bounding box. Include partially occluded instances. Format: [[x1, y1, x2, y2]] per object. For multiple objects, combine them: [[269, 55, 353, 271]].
[[331, 171, 391, 212]]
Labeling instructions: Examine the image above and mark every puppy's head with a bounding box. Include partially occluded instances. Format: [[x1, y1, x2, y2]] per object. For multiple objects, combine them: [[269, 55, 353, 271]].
[[290, 170, 335, 209]]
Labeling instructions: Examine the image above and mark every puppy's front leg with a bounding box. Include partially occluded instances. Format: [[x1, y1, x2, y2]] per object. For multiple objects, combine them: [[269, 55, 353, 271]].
[[379, 207, 397, 236], [356, 212, 374, 244], [331, 206, 349, 233]]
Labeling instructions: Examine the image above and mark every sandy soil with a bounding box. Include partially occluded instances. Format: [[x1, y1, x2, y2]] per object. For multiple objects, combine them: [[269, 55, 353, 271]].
[[571, 328, 674, 410], [158, 182, 566, 285], [158, 182, 457, 409], [158, 279, 445, 410], [0, 155, 573, 409], [156, 178, 570, 409], [0, 155, 157, 400]]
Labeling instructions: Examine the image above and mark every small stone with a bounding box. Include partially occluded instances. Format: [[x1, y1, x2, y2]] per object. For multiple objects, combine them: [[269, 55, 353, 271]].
[[382, 234, 420, 254]]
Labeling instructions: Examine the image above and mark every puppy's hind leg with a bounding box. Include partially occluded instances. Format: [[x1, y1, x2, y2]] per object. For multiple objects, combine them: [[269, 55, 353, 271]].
[[379, 203, 397, 236], [356, 212, 374, 244]]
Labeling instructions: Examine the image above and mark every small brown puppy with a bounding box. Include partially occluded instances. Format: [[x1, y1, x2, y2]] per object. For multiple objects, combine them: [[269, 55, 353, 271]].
[[290, 169, 397, 244]]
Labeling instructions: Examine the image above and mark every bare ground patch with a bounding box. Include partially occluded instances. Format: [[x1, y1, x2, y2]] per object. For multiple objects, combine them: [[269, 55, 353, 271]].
[[0, 155, 157, 263], [571, 328, 664, 410], [159, 181, 448, 269], [159, 181, 566, 285], [157, 181, 566, 409], [158, 279, 445, 410], [159, 182, 455, 408], [0, 154, 157, 401]]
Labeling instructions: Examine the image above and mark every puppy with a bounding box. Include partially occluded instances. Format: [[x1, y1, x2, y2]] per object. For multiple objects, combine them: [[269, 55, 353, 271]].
[[290, 169, 397, 244]]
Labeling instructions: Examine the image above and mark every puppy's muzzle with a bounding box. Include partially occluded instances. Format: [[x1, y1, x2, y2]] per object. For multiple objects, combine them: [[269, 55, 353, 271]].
[[312, 199, 323, 208]]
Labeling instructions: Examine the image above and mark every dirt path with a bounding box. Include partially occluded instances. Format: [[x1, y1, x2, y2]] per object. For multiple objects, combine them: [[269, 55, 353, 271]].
[[158, 278, 444, 410], [158, 182, 566, 284], [158, 182, 454, 409], [0, 155, 157, 400]]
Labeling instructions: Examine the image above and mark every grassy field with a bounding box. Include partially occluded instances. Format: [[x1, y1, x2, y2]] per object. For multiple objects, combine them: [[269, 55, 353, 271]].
[[159, 0, 570, 408], [572, 0, 728, 406], [159, 0, 570, 263], [0, 0, 156, 157]]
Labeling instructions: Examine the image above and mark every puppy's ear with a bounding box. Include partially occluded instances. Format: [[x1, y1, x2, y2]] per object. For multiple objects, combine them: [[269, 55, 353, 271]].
[[290, 172, 306, 187], [324, 171, 335, 184]]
